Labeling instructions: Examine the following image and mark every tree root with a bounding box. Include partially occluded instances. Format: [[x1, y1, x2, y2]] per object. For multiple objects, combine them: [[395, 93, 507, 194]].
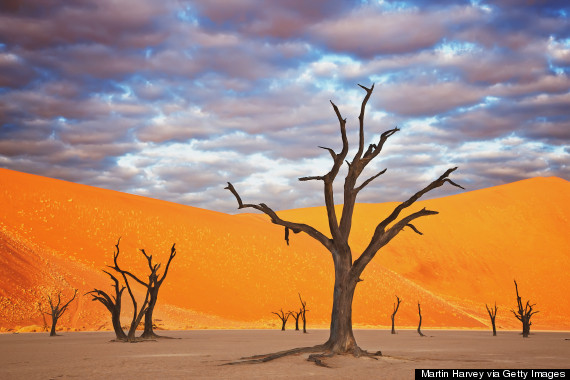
[[140, 332, 179, 340], [223, 344, 382, 367]]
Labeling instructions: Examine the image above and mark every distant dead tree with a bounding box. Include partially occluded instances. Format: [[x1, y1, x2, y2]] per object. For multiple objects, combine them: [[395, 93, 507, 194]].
[[291, 310, 302, 331], [43, 289, 77, 336], [87, 238, 155, 342], [391, 295, 401, 334], [36, 301, 49, 332], [226, 84, 462, 364], [299, 293, 308, 333], [485, 302, 498, 336], [86, 270, 127, 340], [417, 301, 425, 337], [272, 309, 292, 331], [511, 280, 538, 338], [118, 244, 176, 339]]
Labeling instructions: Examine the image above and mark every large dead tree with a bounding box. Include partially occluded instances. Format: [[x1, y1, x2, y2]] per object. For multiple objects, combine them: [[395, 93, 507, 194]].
[[391, 295, 401, 335], [511, 280, 538, 338], [225, 84, 462, 363], [485, 302, 498, 336], [118, 244, 176, 339], [43, 289, 77, 336]]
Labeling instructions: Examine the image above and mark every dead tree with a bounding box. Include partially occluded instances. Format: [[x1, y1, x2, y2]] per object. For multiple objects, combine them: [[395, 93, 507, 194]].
[[485, 302, 498, 336], [109, 239, 156, 341], [225, 84, 462, 364], [86, 270, 127, 340], [417, 301, 425, 337], [391, 295, 401, 334], [291, 310, 302, 331], [272, 309, 292, 331], [88, 239, 155, 342], [511, 280, 538, 338], [43, 289, 77, 336], [299, 293, 308, 334], [117, 244, 176, 339]]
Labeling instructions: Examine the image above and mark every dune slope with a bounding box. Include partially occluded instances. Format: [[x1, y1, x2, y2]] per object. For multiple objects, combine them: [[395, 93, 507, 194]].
[[0, 168, 568, 331]]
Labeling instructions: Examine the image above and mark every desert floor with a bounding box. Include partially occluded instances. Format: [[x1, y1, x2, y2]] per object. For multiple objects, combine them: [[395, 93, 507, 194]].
[[0, 329, 568, 379]]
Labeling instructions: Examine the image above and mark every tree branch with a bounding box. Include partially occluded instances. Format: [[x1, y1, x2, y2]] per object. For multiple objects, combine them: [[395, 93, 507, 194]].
[[374, 167, 463, 236], [352, 207, 439, 279], [405, 223, 423, 235], [318, 146, 337, 160], [354, 83, 374, 163], [354, 168, 387, 194], [225, 182, 332, 251]]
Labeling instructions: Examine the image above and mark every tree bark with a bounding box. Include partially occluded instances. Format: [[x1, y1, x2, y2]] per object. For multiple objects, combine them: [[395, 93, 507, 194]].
[[141, 287, 159, 338], [49, 321, 57, 337], [323, 258, 359, 353]]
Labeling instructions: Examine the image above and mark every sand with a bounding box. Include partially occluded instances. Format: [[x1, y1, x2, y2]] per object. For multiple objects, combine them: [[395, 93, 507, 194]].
[[0, 329, 568, 379], [2, 169, 570, 332]]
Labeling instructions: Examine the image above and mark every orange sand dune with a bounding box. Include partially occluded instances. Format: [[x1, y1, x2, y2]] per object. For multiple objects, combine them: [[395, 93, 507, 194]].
[[0, 168, 568, 332]]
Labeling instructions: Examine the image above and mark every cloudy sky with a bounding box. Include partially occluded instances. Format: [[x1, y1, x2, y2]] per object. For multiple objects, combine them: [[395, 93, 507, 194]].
[[1, 0, 569, 213]]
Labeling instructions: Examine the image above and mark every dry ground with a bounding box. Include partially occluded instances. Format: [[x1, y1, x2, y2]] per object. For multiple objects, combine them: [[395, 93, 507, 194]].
[[0, 329, 568, 379]]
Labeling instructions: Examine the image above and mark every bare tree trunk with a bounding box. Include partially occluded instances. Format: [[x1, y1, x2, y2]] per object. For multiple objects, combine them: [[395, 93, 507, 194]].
[[417, 302, 425, 337], [391, 295, 401, 335], [141, 288, 158, 338], [486, 302, 498, 336], [299, 293, 308, 334], [325, 271, 359, 353], [49, 322, 57, 337], [292, 310, 301, 331]]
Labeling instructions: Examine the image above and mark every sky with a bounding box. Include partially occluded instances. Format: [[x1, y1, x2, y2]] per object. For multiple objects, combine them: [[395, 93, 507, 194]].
[[0, 0, 569, 213]]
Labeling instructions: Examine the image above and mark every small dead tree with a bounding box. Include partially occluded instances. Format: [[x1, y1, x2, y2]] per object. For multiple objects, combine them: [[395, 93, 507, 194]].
[[86, 270, 127, 340], [511, 280, 538, 338], [299, 293, 308, 333], [272, 309, 292, 331], [109, 239, 156, 341], [391, 295, 401, 334], [87, 238, 155, 342], [417, 301, 425, 337], [117, 244, 177, 339], [44, 289, 77, 336], [291, 310, 302, 331], [225, 84, 462, 364], [485, 302, 498, 336]]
